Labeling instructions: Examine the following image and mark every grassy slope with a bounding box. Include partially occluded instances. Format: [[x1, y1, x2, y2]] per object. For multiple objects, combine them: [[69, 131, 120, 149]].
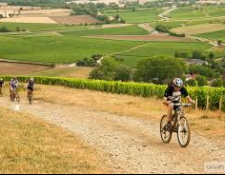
[[0, 25, 147, 63], [116, 42, 216, 67], [169, 6, 225, 19], [0, 107, 108, 174], [0, 35, 143, 64]]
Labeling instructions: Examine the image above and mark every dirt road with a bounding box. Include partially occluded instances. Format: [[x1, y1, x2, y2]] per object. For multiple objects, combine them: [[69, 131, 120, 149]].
[[0, 97, 224, 174]]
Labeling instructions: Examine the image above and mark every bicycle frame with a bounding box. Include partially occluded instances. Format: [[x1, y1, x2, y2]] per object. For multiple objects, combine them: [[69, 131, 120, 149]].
[[170, 103, 191, 132]]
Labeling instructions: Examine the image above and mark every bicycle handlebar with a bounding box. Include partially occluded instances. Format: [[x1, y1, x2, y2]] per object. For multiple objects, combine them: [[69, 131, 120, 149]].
[[170, 103, 193, 107]]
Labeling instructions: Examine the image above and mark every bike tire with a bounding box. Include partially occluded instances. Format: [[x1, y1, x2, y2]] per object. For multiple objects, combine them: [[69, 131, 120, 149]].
[[160, 115, 172, 144], [177, 116, 191, 148]]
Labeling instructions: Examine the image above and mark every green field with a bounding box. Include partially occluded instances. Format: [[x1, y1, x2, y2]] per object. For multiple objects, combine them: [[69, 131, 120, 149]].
[[169, 6, 225, 20], [115, 42, 220, 67], [104, 8, 163, 23], [196, 30, 225, 42], [151, 18, 225, 29], [61, 25, 148, 36], [0, 22, 89, 32], [0, 34, 143, 63]]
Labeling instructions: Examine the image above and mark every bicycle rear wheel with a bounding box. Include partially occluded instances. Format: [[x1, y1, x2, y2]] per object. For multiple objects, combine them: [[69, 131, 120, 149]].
[[16, 94, 20, 103], [160, 115, 172, 144], [177, 117, 191, 148], [28, 93, 33, 104]]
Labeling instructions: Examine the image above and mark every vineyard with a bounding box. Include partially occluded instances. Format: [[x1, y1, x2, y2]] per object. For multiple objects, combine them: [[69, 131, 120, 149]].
[[3, 76, 225, 111]]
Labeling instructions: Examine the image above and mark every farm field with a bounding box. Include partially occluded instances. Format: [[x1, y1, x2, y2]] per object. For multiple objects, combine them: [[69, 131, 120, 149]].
[[0, 17, 57, 24], [0, 23, 224, 67], [86, 34, 194, 42], [171, 23, 225, 35], [104, 8, 163, 23], [196, 30, 225, 42], [30, 66, 94, 78], [19, 9, 72, 17], [169, 6, 225, 20], [0, 34, 143, 63], [61, 25, 149, 36], [0, 22, 90, 32], [0, 62, 50, 75], [51, 15, 99, 25], [151, 18, 225, 29], [115, 42, 218, 67]]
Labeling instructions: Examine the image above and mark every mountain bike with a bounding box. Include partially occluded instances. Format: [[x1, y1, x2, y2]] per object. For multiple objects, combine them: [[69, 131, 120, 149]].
[[10, 89, 20, 103], [28, 90, 33, 105], [160, 103, 192, 148]]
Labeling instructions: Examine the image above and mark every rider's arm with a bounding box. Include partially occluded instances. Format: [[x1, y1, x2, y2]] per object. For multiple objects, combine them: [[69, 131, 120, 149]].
[[163, 97, 171, 106], [163, 86, 172, 106], [186, 96, 195, 104]]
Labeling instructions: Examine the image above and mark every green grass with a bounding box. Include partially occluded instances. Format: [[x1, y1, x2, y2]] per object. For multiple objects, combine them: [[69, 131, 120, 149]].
[[0, 22, 89, 32], [115, 42, 218, 67], [0, 35, 143, 63], [61, 25, 148, 36], [196, 30, 225, 42], [169, 6, 225, 20], [104, 8, 163, 23]]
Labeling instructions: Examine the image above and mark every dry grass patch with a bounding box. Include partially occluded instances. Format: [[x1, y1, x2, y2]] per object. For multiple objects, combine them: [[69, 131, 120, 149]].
[[0, 107, 109, 174], [0, 62, 51, 76], [0, 17, 57, 24]]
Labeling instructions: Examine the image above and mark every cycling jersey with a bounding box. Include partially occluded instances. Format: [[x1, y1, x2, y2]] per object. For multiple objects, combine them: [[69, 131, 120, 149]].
[[10, 80, 19, 90], [164, 86, 189, 102], [27, 81, 35, 91]]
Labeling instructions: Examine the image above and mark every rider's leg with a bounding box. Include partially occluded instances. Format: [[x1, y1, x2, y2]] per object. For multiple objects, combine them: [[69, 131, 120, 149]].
[[167, 105, 173, 123]]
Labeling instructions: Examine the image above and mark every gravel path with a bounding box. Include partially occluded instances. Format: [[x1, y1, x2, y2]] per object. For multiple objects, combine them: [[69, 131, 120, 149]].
[[1, 99, 224, 174]]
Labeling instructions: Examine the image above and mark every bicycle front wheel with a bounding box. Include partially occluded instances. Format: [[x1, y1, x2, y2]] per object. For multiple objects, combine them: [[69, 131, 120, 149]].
[[160, 115, 172, 144], [177, 117, 191, 148]]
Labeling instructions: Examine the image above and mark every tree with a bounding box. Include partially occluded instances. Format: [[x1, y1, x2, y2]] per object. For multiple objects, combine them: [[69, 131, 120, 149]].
[[218, 40, 223, 46], [134, 56, 187, 84], [115, 65, 132, 82], [212, 78, 223, 87], [89, 58, 132, 81], [209, 52, 215, 60], [186, 79, 197, 87], [155, 24, 169, 33], [196, 76, 208, 87], [192, 50, 205, 60], [189, 65, 215, 78]]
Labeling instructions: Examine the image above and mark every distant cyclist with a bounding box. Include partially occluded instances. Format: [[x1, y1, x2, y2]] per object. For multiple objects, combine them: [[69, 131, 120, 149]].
[[27, 78, 35, 104], [10, 77, 19, 101], [0, 77, 4, 97], [163, 78, 195, 126], [27, 78, 35, 93]]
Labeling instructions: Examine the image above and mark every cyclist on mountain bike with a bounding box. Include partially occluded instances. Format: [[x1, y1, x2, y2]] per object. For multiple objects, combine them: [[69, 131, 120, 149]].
[[0, 77, 4, 97], [27, 78, 35, 92], [10, 77, 19, 99], [163, 78, 195, 124], [27, 78, 35, 104]]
